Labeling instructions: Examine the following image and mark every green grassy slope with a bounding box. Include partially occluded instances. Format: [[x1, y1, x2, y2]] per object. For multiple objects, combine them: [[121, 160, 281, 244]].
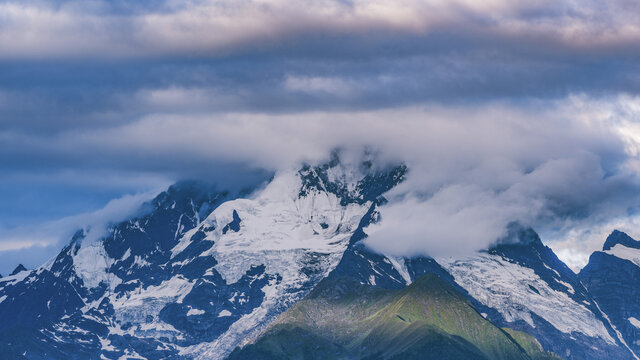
[[502, 328, 563, 360], [227, 274, 560, 360]]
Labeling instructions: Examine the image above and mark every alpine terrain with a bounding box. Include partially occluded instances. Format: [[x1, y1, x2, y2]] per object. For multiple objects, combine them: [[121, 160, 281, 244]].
[[0, 154, 638, 360]]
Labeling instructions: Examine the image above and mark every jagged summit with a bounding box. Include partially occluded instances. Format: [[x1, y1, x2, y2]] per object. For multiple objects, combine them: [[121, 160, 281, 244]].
[[491, 222, 544, 249], [9, 264, 27, 276], [579, 231, 640, 357], [298, 150, 407, 206], [602, 230, 640, 251], [440, 223, 633, 360], [0, 156, 408, 360]]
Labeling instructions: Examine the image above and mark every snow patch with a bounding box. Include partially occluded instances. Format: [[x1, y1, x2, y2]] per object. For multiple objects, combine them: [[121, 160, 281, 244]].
[[199, 171, 370, 284], [386, 256, 411, 285], [187, 308, 205, 316], [73, 239, 121, 290], [121, 248, 131, 261], [605, 244, 640, 267], [438, 254, 616, 344]]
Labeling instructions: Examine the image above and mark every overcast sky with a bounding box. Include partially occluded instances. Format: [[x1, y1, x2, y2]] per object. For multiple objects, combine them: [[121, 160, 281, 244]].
[[1, 0, 640, 275]]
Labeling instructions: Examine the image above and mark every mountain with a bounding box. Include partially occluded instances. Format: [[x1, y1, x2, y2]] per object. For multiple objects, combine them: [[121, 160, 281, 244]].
[[9, 264, 27, 276], [579, 230, 640, 357], [0, 156, 638, 360], [227, 273, 560, 360], [233, 220, 633, 360], [0, 155, 407, 360], [436, 225, 636, 360]]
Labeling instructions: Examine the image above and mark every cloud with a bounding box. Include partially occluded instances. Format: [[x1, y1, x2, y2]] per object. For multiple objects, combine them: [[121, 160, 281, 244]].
[[1, 0, 640, 272], [284, 76, 361, 98], [0, 190, 161, 275], [1, 94, 639, 270], [0, 0, 639, 59], [2, 94, 640, 266], [364, 185, 542, 258]]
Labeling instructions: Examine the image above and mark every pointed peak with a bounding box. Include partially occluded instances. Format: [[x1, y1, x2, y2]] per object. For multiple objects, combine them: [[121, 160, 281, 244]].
[[492, 222, 543, 249], [157, 180, 222, 206], [9, 264, 27, 276], [603, 230, 640, 251], [298, 150, 407, 205]]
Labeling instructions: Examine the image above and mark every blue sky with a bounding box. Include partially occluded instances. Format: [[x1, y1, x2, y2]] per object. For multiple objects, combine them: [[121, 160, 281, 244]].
[[1, 0, 640, 274]]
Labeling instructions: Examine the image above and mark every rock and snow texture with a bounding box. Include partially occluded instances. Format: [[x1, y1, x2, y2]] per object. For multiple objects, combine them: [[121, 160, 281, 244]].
[[604, 244, 640, 267], [580, 230, 640, 354], [436, 227, 637, 360], [4, 157, 640, 360], [438, 254, 614, 343], [0, 157, 406, 360], [177, 170, 374, 360]]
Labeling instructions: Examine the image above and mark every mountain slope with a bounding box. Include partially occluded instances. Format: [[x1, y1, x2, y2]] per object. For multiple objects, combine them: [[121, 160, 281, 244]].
[[227, 273, 559, 360], [437, 225, 636, 360], [0, 156, 406, 360], [579, 230, 640, 356], [1, 157, 638, 360], [310, 222, 636, 360]]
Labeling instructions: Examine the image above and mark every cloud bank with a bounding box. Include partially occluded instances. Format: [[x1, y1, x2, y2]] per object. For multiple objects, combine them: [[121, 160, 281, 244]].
[[1, 0, 639, 59], [5, 94, 640, 268], [1, 94, 640, 271], [1, 0, 640, 271]]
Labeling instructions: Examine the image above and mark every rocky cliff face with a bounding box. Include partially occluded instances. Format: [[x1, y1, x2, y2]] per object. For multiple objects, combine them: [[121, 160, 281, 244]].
[[579, 230, 640, 357], [438, 226, 634, 360]]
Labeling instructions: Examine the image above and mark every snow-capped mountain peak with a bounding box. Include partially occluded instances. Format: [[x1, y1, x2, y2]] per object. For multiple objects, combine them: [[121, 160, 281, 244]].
[[0, 156, 407, 360], [580, 231, 640, 357], [3, 159, 640, 360]]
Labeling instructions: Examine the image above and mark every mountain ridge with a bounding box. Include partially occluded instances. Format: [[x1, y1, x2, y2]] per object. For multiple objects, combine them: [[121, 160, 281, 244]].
[[0, 158, 637, 360], [580, 230, 640, 358]]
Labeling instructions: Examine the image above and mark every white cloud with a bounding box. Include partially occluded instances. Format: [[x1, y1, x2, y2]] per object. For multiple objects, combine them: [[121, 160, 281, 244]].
[[2, 94, 640, 268], [364, 185, 542, 258], [0, 189, 161, 255], [5, 94, 635, 261], [284, 76, 359, 97]]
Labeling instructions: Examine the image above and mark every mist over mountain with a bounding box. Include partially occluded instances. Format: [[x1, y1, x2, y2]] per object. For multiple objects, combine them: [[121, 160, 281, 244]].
[[2, 0, 640, 359], [1, 156, 640, 359]]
